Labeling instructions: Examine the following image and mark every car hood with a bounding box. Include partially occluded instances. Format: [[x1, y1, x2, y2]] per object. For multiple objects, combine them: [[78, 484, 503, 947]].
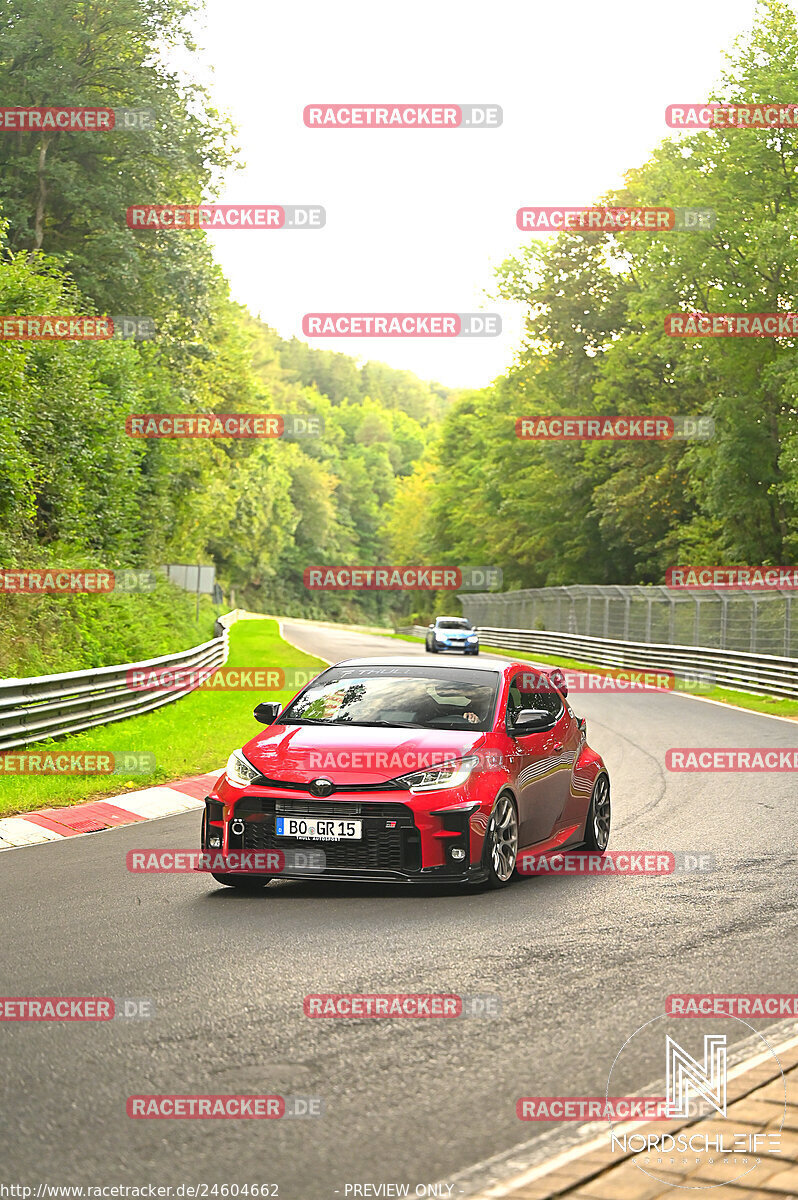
[[242, 724, 486, 786], [436, 628, 474, 638]]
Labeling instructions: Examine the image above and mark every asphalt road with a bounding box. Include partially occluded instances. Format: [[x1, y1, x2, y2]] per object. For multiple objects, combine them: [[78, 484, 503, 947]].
[[2, 619, 797, 1197]]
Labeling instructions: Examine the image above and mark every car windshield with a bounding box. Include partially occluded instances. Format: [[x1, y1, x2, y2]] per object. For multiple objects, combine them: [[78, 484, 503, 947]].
[[280, 665, 499, 731], [437, 619, 472, 630]]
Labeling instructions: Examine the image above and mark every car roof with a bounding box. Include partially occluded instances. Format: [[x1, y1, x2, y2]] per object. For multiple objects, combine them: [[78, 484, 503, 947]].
[[330, 654, 511, 675]]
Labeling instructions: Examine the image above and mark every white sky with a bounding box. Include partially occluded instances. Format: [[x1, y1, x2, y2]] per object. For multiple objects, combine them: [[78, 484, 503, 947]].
[[193, 0, 764, 389]]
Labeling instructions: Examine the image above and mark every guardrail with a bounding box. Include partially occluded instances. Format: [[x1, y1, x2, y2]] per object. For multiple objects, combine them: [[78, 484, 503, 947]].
[[0, 626, 229, 752], [396, 625, 798, 699]]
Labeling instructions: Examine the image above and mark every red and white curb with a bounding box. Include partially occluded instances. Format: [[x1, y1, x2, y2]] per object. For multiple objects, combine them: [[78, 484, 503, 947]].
[[0, 769, 222, 850]]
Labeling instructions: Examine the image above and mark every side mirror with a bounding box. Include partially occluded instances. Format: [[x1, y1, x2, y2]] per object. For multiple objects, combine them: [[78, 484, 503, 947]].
[[428, 623, 434, 629], [511, 708, 556, 735], [548, 668, 568, 697], [253, 701, 282, 724]]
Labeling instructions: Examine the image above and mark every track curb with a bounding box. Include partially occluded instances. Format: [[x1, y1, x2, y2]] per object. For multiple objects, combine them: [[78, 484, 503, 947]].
[[0, 769, 221, 850]]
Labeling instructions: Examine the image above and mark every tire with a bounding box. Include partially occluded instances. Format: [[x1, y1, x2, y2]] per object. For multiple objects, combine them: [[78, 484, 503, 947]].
[[429, 641, 438, 653], [211, 873, 272, 891], [482, 793, 519, 889], [583, 773, 611, 852]]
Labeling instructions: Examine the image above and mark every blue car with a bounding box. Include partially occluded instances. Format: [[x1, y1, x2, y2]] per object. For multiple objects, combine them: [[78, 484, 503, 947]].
[[425, 616, 480, 655]]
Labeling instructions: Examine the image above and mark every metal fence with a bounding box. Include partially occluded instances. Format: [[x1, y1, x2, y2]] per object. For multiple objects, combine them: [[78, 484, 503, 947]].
[[397, 621, 798, 698], [459, 585, 798, 659], [0, 628, 229, 752]]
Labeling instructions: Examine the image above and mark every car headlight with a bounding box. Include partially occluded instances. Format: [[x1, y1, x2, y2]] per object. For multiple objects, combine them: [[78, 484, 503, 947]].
[[468, 635, 478, 642], [224, 748, 260, 789], [395, 755, 479, 792]]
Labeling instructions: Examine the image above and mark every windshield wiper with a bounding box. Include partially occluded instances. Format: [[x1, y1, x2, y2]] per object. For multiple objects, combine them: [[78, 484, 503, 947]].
[[280, 717, 342, 725], [345, 720, 425, 729], [280, 717, 424, 728]]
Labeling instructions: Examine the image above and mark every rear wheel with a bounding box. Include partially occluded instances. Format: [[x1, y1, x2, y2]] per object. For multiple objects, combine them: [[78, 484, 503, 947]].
[[583, 773, 611, 851], [483, 794, 518, 889]]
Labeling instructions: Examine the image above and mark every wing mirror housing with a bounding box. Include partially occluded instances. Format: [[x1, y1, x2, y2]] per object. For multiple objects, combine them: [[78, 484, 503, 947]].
[[511, 708, 557, 735], [548, 668, 568, 696], [253, 701, 282, 724]]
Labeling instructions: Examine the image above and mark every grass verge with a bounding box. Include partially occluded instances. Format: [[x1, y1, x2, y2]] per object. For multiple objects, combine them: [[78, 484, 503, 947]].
[[0, 618, 326, 817], [388, 633, 798, 720]]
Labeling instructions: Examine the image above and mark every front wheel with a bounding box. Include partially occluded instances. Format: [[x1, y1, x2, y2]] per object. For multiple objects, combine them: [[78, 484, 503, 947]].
[[483, 794, 519, 888], [211, 873, 272, 891], [583, 773, 611, 852]]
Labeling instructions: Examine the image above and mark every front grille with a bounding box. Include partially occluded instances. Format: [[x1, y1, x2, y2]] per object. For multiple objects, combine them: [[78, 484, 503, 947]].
[[241, 798, 408, 819], [240, 797, 420, 873]]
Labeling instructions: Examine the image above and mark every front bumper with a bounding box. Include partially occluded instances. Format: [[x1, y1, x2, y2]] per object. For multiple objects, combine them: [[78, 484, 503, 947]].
[[202, 792, 488, 884]]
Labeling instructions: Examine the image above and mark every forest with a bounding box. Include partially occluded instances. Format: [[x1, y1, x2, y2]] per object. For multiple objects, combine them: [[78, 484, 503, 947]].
[[1, 0, 797, 657]]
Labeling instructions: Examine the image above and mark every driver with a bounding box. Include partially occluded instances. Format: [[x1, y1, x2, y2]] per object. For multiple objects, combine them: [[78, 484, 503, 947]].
[[418, 681, 492, 724]]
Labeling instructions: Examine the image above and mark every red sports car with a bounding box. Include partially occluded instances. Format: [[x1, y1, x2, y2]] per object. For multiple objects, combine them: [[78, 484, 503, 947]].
[[202, 656, 610, 890]]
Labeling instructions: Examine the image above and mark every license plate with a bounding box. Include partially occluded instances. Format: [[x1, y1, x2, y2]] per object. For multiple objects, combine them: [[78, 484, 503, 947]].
[[275, 816, 362, 840]]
